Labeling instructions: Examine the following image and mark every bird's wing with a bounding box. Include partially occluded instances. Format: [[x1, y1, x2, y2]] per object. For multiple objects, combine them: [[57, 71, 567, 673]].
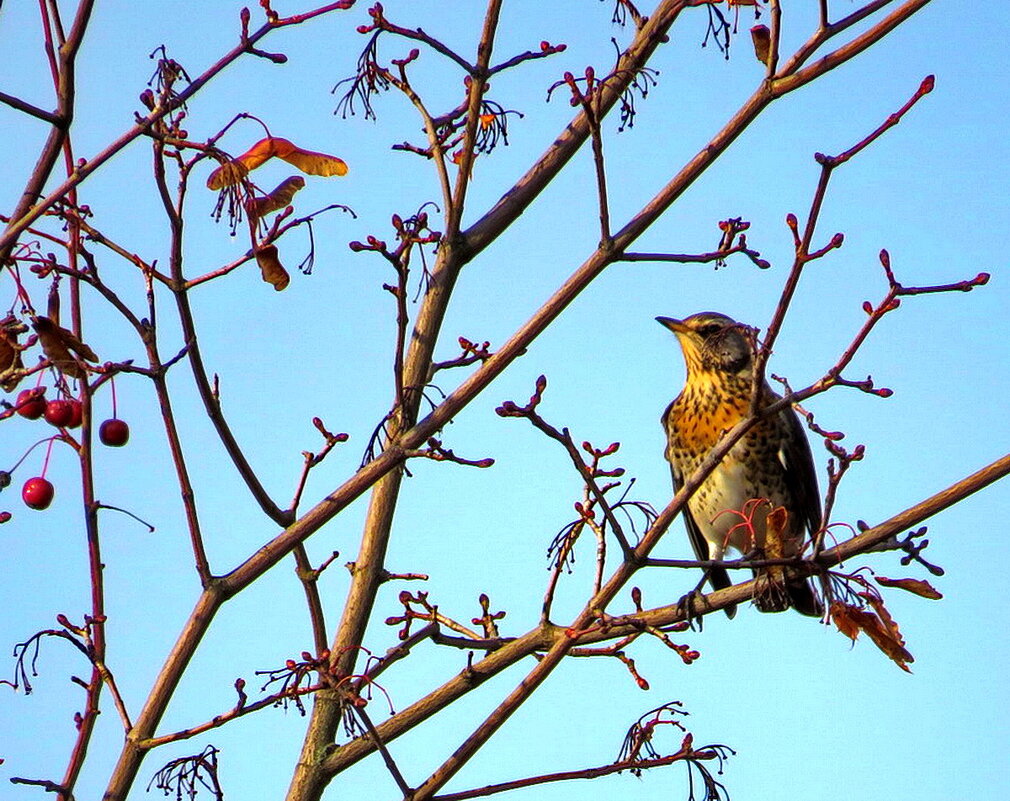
[[778, 406, 823, 536], [670, 462, 713, 562], [670, 462, 734, 592], [671, 462, 736, 619], [775, 406, 825, 617]]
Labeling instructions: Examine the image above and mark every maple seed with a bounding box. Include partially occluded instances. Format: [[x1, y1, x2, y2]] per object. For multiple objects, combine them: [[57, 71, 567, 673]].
[[99, 418, 130, 447], [22, 477, 55, 510], [16, 389, 47, 419], [44, 399, 75, 427]]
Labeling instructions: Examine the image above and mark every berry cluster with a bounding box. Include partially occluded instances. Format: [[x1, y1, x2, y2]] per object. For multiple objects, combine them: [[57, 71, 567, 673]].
[[5, 385, 130, 514]]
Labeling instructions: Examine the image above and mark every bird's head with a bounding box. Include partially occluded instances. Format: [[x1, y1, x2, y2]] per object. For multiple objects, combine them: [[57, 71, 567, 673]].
[[657, 312, 755, 377]]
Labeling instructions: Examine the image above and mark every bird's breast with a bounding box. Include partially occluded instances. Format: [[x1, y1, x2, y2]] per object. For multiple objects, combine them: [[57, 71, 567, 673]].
[[667, 379, 750, 452]]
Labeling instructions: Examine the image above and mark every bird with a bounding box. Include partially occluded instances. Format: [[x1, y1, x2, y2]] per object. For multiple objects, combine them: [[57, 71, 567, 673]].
[[659, 311, 822, 617]]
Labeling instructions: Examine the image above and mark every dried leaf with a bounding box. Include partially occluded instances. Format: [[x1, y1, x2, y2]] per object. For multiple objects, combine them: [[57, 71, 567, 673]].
[[763, 505, 788, 560], [0, 317, 26, 392], [31, 316, 98, 379], [875, 576, 943, 600], [830, 600, 914, 672], [858, 611, 914, 673], [0, 353, 24, 392], [859, 592, 903, 642], [255, 245, 290, 291], [248, 176, 306, 219], [759, 504, 790, 600], [829, 601, 861, 642], [207, 137, 347, 189]]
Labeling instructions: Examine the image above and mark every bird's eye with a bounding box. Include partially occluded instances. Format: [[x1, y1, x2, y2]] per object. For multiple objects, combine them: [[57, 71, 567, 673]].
[[696, 323, 723, 338]]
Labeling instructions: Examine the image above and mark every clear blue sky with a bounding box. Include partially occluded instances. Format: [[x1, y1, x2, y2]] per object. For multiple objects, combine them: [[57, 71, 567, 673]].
[[1, 2, 1008, 800]]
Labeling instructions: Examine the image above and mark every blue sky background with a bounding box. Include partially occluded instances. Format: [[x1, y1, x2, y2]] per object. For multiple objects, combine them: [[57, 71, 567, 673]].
[[1, 2, 1008, 800]]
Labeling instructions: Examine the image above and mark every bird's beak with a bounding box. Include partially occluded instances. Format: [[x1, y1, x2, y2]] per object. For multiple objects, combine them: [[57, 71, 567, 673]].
[[656, 316, 688, 334]]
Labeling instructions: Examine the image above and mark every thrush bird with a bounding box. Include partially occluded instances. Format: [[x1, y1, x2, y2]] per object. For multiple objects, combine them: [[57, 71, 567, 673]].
[[659, 312, 822, 617]]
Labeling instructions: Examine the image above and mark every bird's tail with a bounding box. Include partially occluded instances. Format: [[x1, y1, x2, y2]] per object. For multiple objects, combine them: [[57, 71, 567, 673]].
[[753, 572, 822, 617]]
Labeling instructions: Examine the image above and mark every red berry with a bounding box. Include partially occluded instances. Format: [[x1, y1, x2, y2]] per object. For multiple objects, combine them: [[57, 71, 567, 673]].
[[65, 400, 83, 428], [22, 477, 55, 510], [99, 418, 130, 447], [16, 389, 47, 419], [0, 511, 11, 523], [44, 399, 75, 427]]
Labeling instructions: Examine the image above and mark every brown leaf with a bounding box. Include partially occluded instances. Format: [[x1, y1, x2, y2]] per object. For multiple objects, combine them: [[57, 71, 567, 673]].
[[248, 176, 306, 219], [830, 601, 862, 642], [830, 600, 914, 672], [763, 505, 788, 560], [31, 316, 98, 379], [0, 351, 24, 392], [875, 576, 943, 600], [0, 317, 26, 392], [255, 245, 290, 291], [859, 592, 905, 645], [207, 137, 346, 189], [858, 611, 914, 673]]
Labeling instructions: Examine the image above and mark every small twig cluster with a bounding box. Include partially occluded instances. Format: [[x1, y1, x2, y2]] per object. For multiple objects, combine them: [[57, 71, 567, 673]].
[[385, 590, 488, 643], [336, 0, 563, 169], [429, 336, 493, 377], [147, 745, 223, 801], [617, 701, 736, 801], [619, 214, 772, 271], [890, 525, 944, 576], [496, 375, 656, 609]]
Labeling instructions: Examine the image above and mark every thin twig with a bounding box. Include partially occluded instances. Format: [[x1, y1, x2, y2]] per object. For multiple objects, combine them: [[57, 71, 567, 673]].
[[352, 705, 413, 797], [430, 750, 715, 801]]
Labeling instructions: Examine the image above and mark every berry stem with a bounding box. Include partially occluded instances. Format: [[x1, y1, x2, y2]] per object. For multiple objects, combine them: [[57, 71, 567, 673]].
[[8, 262, 36, 314], [5, 436, 60, 475], [41, 435, 55, 477]]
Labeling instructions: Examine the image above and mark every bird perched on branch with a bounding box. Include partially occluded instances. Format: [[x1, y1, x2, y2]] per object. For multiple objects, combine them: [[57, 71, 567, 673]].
[[659, 312, 822, 618]]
